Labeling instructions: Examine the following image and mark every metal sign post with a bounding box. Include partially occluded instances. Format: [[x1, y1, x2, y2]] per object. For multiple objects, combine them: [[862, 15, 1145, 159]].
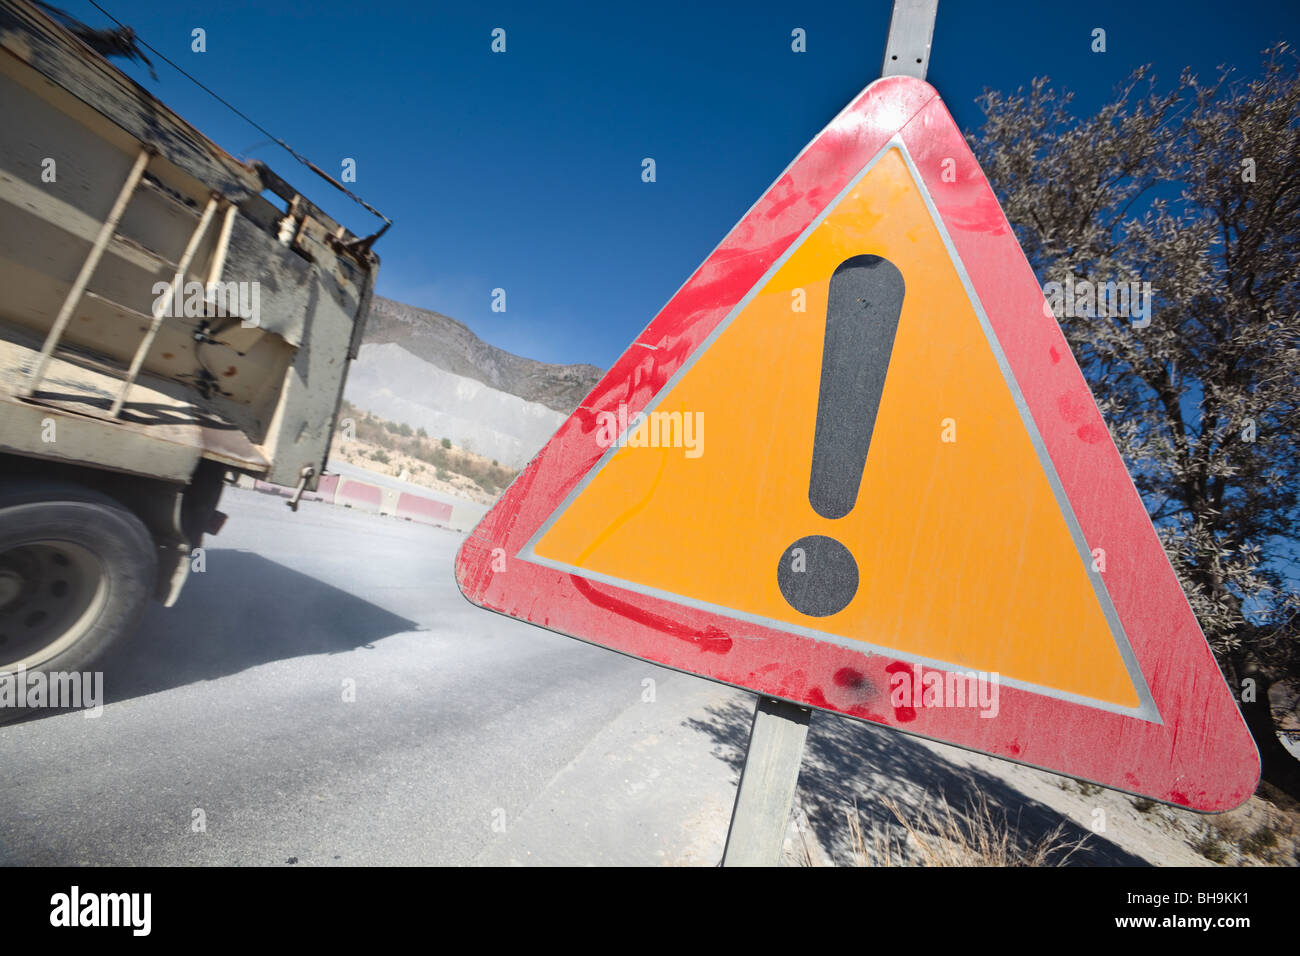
[[718, 0, 938, 868], [881, 0, 938, 80], [720, 698, 812, 866]]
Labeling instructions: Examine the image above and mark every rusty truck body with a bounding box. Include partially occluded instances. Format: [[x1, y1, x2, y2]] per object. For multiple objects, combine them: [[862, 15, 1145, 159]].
[[0, 0, 382, 676]]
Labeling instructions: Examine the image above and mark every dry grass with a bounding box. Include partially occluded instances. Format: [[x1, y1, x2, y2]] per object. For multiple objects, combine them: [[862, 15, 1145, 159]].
[[330, 400, 518, 504], [1195, 793, 1300, 866], [847, 792, 1091, 867]]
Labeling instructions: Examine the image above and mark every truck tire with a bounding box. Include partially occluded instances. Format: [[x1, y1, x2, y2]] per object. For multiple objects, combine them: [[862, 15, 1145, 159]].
[[0, 481, 157, 677]]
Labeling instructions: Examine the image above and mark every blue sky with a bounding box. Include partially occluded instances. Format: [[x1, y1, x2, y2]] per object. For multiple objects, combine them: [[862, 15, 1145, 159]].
[[60, 0, 1299, 368]]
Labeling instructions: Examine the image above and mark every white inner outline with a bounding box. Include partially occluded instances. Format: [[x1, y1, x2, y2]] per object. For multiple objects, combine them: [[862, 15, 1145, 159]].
[[520, 136, 1161, 724]]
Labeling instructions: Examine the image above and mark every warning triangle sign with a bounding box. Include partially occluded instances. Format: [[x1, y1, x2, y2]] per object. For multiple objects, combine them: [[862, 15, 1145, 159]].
[[457, 76, 1259, 811]]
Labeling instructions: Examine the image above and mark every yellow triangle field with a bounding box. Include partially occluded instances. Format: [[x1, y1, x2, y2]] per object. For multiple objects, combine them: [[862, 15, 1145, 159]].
[[532, 147, 1140, 709]]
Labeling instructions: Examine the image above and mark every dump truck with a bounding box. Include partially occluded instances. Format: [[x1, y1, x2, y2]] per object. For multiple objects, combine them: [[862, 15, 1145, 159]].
[[0, 0, 384, 677]]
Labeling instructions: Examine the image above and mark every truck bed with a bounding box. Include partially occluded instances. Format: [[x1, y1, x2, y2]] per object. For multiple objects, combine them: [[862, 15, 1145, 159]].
[[0, 0, 380, 491]]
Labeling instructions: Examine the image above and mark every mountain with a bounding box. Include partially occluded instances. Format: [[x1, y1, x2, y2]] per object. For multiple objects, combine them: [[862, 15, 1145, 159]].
[[344, 343, 567, 469], [361, 296, 603, 414], [342, 296, 606, 469]]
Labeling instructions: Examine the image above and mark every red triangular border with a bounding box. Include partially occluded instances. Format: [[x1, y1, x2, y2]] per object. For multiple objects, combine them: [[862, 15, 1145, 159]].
[[456, 76, 1260, 811]]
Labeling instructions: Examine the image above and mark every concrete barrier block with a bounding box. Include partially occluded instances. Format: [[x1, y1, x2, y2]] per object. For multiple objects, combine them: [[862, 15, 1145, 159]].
[[336, 478, 383, 513], [396, 492, 453, 526]]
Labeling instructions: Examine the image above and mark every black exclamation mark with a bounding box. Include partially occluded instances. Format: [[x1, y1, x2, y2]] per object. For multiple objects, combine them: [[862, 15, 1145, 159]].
[[777, 254, 905, 617]]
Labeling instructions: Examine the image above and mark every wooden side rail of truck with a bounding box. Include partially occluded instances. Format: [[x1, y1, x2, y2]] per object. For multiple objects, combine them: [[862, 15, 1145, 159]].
[[0, 0, 383, 676]]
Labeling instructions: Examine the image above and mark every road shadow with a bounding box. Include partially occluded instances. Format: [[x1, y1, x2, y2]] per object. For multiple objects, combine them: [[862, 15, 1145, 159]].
[[7, 549, 419, 723], [686, 697, 1149, 867]]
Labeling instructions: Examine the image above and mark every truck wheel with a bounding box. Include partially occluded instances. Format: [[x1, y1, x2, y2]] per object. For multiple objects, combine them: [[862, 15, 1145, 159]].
[[0, 482, 157, 676]]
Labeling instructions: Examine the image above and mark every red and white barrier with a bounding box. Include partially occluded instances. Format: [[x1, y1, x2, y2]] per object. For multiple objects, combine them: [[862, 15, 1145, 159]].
[[242, 471, 478, 531], [335, 478, 383, 513], [395, 492, 453, 524]]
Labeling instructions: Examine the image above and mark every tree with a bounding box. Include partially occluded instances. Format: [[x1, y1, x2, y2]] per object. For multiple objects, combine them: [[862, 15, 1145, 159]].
[[969, 44, 1300, 799]]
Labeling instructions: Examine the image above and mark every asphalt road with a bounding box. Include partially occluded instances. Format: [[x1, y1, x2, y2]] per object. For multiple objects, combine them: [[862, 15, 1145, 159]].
[[0, 487, 1180, 868], [0, 486, 746, 866]]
